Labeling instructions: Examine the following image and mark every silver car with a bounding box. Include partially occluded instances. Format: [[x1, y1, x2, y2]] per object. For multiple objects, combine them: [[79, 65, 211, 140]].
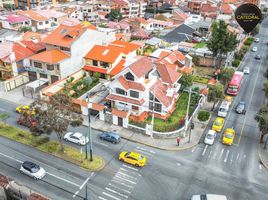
[[20, 161, 46, 180], [64, 132, 89, 145]]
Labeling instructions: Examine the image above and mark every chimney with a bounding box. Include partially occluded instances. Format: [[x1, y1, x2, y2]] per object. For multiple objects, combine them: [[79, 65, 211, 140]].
[[185, 54, 192, 68]]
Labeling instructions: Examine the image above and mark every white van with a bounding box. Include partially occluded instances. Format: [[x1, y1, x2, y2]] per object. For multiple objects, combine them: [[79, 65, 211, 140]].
[[191, 194, 227, 200], [217, 101, 230, 118]]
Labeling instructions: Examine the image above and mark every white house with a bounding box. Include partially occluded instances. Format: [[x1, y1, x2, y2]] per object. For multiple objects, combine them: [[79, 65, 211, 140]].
[[0, 14, 31, 30]]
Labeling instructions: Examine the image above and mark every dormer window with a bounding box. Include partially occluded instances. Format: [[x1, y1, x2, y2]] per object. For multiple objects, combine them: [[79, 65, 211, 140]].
[[125, 72, 134, 81]]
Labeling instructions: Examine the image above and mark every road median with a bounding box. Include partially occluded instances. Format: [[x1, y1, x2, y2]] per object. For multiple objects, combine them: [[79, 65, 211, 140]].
[[0, 122, 105, 172]]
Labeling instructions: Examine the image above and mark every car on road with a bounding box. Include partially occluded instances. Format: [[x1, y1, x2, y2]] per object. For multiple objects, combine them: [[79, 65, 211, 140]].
[[16, 105, 35, 115], [119, 151, 147, 167], [252, 47, 257, 52], [99, 131, 121, 144], [212, 117, 225, 132], [254, 38, 260, 43], [222, 128, 235, 146], [204, 130, 217, 145], [224, 95, 233, 104], [64, 132, 89, 145], [20, 161, 46, 180], [243, 67, 250, 74], [255, 54, 261, 60], [191, 194, 227, 200], [235, 101, 246, 114]]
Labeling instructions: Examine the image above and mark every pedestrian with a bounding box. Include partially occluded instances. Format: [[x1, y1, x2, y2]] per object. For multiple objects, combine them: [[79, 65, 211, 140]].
[[177, 137, 181, 146]]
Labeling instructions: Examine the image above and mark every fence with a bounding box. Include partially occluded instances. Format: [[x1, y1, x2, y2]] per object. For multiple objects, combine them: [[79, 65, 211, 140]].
[[2, 72, 29, 92]]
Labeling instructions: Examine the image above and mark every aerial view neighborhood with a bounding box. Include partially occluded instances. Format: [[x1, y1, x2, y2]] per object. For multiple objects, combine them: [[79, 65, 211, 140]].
[[0, 0, 268, 199]]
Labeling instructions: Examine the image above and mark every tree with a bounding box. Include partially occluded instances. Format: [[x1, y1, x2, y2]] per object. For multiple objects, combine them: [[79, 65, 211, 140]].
[[207, 83, 225, 111], [179, 74, 193, 89], [197, 110, 210, 122], [32, 92, 83, 152], [255, 106, 268, 145], [263, 81, 268, 100], [220, 67, 235, 88], [207, 20, 238, 68], [108, 9, 122, 22], [251, 24, 260, 36], [18, 26, 32, 33], [192, 55, 200, 66]]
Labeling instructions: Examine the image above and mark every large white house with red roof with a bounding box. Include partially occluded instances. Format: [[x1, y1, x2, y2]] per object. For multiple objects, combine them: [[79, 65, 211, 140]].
[[0, 14, 31, 30], [105, 56, 183, 127], [27, 22, 115, 83]]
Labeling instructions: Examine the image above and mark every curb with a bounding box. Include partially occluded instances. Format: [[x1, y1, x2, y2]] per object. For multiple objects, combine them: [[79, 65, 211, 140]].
[[258, 144, 268, 171]]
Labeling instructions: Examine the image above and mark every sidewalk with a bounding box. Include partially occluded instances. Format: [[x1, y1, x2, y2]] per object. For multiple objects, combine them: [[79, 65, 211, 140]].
[[84, 101, 214, 151], [0, 86, 34, 105], [259, 143, 268, 170]]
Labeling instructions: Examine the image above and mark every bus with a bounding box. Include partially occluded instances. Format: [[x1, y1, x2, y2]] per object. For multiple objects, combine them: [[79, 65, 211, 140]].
[[226, 71, 244, 96]]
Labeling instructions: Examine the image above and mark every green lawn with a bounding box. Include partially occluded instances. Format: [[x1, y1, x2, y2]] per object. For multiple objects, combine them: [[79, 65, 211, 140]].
[[0, 123, 105, 171], [192, 75, 209, 84], [146, 92, 199, 132], [194, 42, 206, 49]]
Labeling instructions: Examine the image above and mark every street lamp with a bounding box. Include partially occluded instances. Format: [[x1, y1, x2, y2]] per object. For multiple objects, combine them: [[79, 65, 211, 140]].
[[86, 94, 93, 162], [184, 87, 192, 138]]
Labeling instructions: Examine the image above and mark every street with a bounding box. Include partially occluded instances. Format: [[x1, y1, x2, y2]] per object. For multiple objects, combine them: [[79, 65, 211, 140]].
[[1, 18, 268, 200]]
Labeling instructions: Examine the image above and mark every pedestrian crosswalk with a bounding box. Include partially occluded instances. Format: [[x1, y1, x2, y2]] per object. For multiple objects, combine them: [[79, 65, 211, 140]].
[[98, 146, 156, 200]]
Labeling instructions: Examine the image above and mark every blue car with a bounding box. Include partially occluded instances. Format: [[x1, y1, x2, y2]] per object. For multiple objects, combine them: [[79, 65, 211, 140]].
[[99, 131, 121, 144]]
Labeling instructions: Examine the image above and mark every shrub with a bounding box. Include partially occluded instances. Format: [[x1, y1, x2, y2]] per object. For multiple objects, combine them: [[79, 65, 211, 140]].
[[35, 136, 50, 146], [197, 110, 210, 122], [232, 59, 240, 67]]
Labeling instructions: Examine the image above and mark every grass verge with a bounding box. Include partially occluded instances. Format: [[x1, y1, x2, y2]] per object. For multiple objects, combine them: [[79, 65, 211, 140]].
[[0, 123, 105, 171]]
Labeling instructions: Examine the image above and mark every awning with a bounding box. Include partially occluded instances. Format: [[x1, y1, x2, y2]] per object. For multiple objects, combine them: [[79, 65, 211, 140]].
[[26, 78, 49, 92]]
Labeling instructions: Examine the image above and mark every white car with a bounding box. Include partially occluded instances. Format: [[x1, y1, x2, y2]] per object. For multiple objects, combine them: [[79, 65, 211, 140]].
[[191, 194, 227, 200], [20, 161, 46, 180], [243, 67, 250, 74], [64, 132, 89, 145], [204, 130, 217, 145], [252, 47, 257, 52], [255, 38, 260, 43]]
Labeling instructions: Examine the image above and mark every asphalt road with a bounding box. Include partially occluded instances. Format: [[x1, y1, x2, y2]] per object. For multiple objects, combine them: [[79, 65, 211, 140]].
[[1, 19, 268, 200]]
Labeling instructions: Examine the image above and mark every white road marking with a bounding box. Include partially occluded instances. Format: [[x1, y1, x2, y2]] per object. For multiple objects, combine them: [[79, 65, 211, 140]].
[[212, 151, 217, 159], [114, 175, 137, 185], [117, 171, 138, 180], [259, 165, 262, 170], [236, 153, 240, 162], [136, 146, 156, 154], [202, 145, 208, 156], [94, 141, 109, 147], [119, 167, 141, 176], [176, 162, 181, 166], [73, 173, 95, 198], [102, 192, 122, 200], [224, 150, 230, 163], [105, 187, 129, 199], [191, 146, 197, 153], [47, 172, 80, 187], [98, 196, 108, 200], [208, 150, 212, 158], [219, 148, 225, 160], [244, 154, 247, 159], [122, 164, 139, 171], [108, 183, 131, 194], [134, 149, 154, 157], [0, 152, 23, 163], [230, 153, 234, 164], [111, 179, 134, 189]]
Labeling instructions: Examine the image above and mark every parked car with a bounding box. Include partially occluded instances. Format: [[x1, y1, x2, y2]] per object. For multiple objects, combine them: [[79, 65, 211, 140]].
[[204, 130, 217, 145], [99, 131, 121, 144], [191, 194, 227, 200], [243, 67, 250, 74], [252, 47, 257, 52], [119, 151, 147, 167], [235, 101, 246, 114], [254, 38, 260, 43], [222, 128, 235, 145], [64, 132, 89, 145], [20, 161, 46, 180], [255, 54, 261, 60], [212, 117, 225, 132], [16, 105, 36, 115]]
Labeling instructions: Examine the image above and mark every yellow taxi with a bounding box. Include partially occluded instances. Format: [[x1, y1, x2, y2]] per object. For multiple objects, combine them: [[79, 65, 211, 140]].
[[119, 151, 147, 167], [225, 95, 233, 104], [212, 117, 225, 132], [222, 128, 235, 145], [16, 105, 35, 115]]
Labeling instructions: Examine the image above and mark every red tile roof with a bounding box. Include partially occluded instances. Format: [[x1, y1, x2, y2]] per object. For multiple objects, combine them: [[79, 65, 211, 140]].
[[129, 57, 154, 78], [43, 24, 87, 48], [107, 94, 145, 106], [111, 108, 129, 118], [110, 40, 141, 55], [30, 49, 70, 64], [17, 10, 48, 21], [20, 40, 46, 53], [220, 4, 233, 14], [13, 42, 36, 62], [200, 3, 217, 13], [156, 63, 182, 84], [131, 29, 150, 39], [4, 14, 30, 23], [108, 59, 126, 76], [118, 76, 145, 91], [83, 65, 108, 74]]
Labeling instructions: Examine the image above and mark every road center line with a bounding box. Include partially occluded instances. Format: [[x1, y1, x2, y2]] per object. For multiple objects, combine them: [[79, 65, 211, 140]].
[[0, 152, 23, 163]]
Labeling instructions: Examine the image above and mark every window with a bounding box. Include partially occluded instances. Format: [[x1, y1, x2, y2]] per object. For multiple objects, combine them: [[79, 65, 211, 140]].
[[56, 64, 60, 70], [60, 47, 70, 52], [132, 105, 139, 111], [40, 73, 47, 78], [116, 88, 126, 95], [149, 102, 162, 112], [125, 72, 134, 81], [39, 22, 43, 26], [93, 60, 98, 66], [100, 61, 109, 68], [34, 62, 42, 68], [130, 90, 139, 98], [46, 64, 54, 71], [45, 21, 49, 24], [149, 92, 160, 102]]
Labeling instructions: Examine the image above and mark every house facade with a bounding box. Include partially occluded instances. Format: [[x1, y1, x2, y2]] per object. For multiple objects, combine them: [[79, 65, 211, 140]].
[[0, 14, 31, 30]]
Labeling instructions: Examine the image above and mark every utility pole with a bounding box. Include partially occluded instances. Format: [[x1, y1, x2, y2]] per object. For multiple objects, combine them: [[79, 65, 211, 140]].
[[150, 81, 157, 138], [184, 87, 192, 138], [86, 94, 93, 161]]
